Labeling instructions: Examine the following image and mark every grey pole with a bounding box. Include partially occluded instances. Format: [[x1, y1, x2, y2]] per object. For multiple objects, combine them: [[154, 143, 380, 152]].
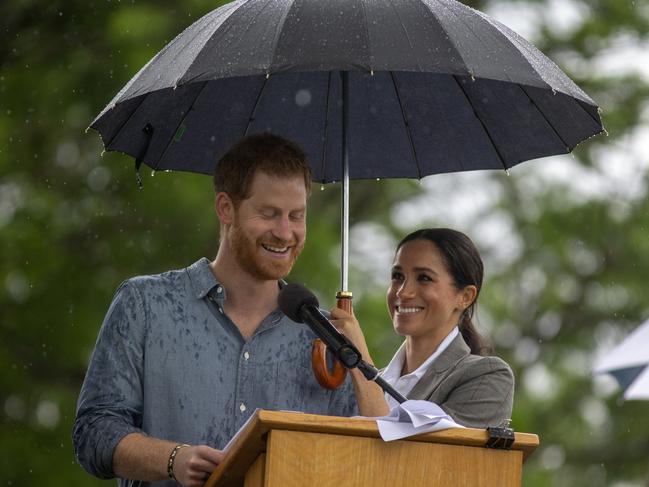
[[341, 71, 350, 293]]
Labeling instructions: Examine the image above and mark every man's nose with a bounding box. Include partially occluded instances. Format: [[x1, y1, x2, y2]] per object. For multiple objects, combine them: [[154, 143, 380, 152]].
[[273, 215, 293, 241]]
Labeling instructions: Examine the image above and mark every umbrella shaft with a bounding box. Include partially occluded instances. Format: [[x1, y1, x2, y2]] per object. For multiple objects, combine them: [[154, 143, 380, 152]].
[[341, 71, 350, 293]]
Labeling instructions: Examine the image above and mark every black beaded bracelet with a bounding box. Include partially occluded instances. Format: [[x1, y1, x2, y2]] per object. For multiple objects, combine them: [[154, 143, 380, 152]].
[[167, 443, 190, 481]]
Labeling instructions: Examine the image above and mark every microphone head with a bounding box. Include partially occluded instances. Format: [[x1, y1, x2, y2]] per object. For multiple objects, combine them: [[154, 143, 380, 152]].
[[278, 283, 320, 323]]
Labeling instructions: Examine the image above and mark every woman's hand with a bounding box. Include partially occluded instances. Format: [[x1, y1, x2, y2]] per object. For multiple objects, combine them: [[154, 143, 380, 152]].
[[329, 307, 371, 363], [329, 307, 390, 417]]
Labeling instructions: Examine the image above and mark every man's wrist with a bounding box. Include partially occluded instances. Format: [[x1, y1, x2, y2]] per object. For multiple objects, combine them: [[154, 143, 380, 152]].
[[167, 443, 190, 480]]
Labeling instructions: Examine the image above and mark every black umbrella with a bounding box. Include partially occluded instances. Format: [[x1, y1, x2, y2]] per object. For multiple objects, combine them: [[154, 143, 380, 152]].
[[91, 0, 604, 390], [91, 0, 603, 293]]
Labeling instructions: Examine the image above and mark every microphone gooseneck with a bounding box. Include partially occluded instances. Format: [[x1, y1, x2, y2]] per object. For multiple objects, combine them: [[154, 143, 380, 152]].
[[278, 283, 407, 404]]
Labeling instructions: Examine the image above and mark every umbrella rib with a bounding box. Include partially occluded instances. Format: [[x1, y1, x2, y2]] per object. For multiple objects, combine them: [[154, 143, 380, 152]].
[[574, 97, 605, 133], [518, 84, 570, 152], [154, 81, 209, 171], [268, 0, 298, 71], [358, 0, 373, 68], [389, 71, 422, 179], [452, 74, 510, 171], [319, 71, 333, 181], [243, 75, 270, 137], [101, 93, 150, 149]]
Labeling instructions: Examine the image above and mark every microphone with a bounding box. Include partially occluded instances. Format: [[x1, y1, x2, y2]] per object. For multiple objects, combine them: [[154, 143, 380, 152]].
[[278, 283, 407, 404], [278, 283, 361, 368]]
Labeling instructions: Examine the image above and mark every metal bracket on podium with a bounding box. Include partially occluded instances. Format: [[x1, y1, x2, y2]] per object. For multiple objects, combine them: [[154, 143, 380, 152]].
[[486, 419, 515, 450]]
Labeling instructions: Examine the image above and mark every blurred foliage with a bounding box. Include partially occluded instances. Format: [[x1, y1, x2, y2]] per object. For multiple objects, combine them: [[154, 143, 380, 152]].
[[1, 0, 649, 485]]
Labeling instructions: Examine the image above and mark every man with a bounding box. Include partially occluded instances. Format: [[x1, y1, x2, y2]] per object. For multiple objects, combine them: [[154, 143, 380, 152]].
[[73, 134, 357, 486]]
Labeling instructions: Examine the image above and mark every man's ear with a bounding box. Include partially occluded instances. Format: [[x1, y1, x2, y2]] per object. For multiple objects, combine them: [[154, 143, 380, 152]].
[[215, 192, 235, 225]]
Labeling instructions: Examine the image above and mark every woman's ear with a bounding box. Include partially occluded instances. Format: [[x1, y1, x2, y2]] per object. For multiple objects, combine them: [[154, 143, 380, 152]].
[[215, 192, 234, 225], [459, 285, 478, 311]]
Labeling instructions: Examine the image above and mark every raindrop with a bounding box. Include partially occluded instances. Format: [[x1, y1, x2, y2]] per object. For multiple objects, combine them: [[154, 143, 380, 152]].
[[540, 444, 565, 470], [36, 400, 60, 428], [87, 166, 111, 192], [4, 395, 26, 420], [151, 170, 156, 177], [5, 271, 30, 303], [294, 89, 312, 107]]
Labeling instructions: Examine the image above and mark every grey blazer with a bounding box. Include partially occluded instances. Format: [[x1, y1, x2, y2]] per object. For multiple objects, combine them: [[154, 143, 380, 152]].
[[407, 334, 514, 429]]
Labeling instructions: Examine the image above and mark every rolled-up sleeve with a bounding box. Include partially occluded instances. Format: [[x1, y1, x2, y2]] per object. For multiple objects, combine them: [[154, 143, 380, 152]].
[[73, 280, 146, 479]]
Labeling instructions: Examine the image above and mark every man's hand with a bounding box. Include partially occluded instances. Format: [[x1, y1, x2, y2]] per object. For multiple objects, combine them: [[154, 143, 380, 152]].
[[113, 433, 224, 485], [172, 445, 225, 487]]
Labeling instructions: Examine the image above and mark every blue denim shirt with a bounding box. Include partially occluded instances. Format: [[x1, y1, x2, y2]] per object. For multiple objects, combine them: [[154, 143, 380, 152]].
[[73, 258, 357, 486]]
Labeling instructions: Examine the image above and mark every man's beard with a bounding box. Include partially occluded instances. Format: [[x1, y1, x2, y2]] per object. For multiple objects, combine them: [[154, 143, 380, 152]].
[[228, 221, 303, 281]]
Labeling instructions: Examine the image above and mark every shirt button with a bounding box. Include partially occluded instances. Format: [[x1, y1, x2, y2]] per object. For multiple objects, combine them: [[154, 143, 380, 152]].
[[239, 403, 247, 412], [243, 351, 250, 360], [216, 286, 223, 294]]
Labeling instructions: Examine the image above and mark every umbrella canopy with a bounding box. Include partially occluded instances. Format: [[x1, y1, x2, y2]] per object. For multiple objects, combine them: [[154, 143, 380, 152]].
[[594, 319, 649, 401], [91, 0, 603, 183]]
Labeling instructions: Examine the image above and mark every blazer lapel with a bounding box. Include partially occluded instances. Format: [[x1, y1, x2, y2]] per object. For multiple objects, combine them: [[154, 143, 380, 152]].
[[407, 334, 471, 400]]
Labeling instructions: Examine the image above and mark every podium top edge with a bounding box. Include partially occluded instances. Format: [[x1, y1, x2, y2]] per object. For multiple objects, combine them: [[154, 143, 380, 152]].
[[206, 409, 539, 487], [255, 409, 539, 449]]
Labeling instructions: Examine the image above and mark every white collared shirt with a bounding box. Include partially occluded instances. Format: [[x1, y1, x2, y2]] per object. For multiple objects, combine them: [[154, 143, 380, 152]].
[[381, 327, 459, 409]]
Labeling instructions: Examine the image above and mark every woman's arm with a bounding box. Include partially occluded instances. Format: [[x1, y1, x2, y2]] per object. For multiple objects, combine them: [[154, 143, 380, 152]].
[[329, 307, 391, 417]]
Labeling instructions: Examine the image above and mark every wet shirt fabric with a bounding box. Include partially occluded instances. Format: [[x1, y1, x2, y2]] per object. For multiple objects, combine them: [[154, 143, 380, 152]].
[[73, 258, 357, 487]]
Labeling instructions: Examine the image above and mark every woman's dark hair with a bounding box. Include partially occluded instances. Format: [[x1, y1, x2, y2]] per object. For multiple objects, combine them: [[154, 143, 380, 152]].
[[397, 228, 492, 356]]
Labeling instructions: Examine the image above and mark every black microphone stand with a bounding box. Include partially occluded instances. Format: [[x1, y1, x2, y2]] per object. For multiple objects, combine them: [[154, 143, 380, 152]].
[[356, 360, 407, 405], [300, 306, 407, 405]]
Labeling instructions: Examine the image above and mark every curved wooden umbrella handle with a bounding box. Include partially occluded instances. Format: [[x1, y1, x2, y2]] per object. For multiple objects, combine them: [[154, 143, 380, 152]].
[[311, 291, 352, 390]]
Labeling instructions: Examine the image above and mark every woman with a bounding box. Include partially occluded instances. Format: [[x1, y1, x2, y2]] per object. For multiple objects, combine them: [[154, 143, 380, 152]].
[[330, 228, 513, 428]]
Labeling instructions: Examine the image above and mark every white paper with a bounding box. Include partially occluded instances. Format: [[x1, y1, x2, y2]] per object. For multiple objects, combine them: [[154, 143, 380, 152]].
[[374, 400, 464, 441]]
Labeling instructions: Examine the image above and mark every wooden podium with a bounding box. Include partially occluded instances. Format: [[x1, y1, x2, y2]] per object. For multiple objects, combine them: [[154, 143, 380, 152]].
[[205, 410, 539, 487]]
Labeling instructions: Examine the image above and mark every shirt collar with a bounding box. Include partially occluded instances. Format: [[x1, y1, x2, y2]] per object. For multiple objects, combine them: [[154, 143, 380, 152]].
[[186, 258, 224, 300], [185, 258, 288, 302], [382, 326, 460, 382]]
